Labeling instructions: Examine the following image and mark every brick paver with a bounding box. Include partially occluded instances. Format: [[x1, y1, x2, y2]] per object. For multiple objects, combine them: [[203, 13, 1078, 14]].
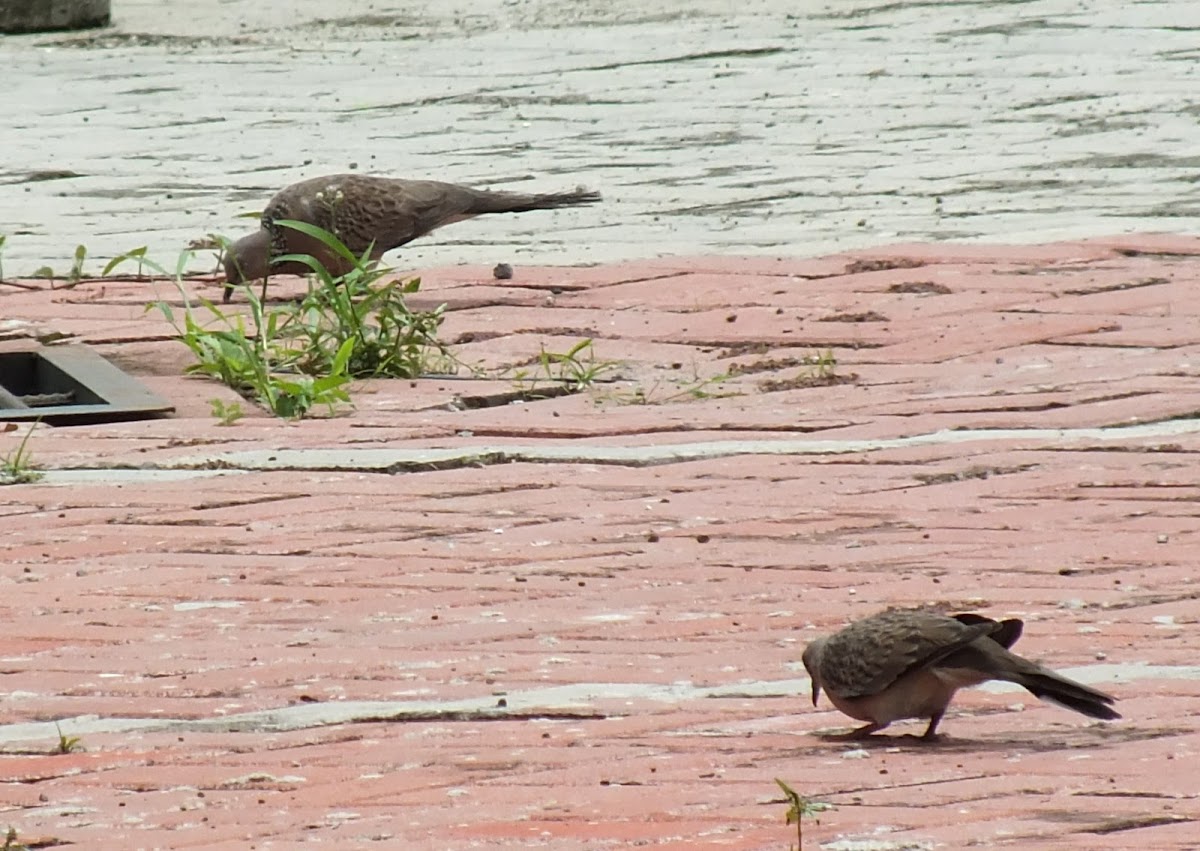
[[2, 239, 1199, 848]]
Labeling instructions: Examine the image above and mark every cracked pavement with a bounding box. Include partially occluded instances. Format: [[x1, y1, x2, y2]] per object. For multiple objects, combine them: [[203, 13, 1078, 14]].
[[2, 236, 1200, 847]]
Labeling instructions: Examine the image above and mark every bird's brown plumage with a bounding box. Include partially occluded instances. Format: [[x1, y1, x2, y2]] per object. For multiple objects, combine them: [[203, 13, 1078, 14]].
[[222, 174, 601, 301], [801, 608, 1119, 740]]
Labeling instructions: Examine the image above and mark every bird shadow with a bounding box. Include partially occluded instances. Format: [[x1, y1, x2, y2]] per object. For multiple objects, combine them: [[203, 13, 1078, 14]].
[[808, 722, 1173, 753]]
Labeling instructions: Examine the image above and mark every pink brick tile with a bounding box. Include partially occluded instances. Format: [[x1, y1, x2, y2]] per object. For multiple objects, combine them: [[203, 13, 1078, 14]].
[[2, 239, 1200, 848], [839, 240, 1120, 265]]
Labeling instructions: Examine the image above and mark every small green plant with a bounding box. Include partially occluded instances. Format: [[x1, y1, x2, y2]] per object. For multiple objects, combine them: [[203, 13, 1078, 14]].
[[272, 220, 450, 379], [421, 348, 464, 376], [776, 779, 833, 851], [755, 349, 852, 393], [605, 357, 738, 406], [209, 398, 245, 426], [155, 290, 354, 419], [54, 722, 81, 754], [0, 234, 7, 282], [0, 422, 44, 485], [509, 338, 619, 397], [805, 349, 837, 380], [3, 826, 29, 851], [151, 222, 449, 419], [104, 245, 171, 279], [621, 371, 737, 405], [539, 338, 615, 391], [29, 242, 91, 285], [68, 244, 88, 283]]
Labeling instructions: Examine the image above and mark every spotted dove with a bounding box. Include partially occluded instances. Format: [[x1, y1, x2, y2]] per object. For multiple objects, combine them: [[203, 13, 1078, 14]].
[[222, 174, 601, 302], [801, 608, 1119, 739]]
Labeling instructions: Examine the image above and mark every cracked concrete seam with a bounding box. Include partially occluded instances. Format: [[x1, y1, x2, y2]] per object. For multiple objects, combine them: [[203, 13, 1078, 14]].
[[3, 665, 1196, 745], [31, 419, 1200, 481]]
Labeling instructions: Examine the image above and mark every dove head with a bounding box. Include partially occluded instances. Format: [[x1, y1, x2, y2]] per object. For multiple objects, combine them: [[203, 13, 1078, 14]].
[[801, 638, 826, 706], [223, 230, 270, 286]]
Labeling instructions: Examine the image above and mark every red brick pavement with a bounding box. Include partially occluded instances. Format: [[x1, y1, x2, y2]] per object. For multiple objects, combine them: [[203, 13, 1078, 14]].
[[1, 237, 1199, 848]]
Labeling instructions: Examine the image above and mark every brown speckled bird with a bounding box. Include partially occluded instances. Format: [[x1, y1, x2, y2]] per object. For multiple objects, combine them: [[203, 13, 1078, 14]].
[[222, 174, 601, 302], [801, 608, 1119, 740]]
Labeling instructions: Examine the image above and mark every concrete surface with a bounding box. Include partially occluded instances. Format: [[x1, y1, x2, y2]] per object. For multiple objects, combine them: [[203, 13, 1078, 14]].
[[1, 0, 1198, 276], [1, 238, 1199, 848]]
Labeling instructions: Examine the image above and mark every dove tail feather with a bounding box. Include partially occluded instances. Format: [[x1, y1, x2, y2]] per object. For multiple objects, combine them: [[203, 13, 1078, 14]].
[[467, 188, 602, 215], [1019, 673, 1120, 720]]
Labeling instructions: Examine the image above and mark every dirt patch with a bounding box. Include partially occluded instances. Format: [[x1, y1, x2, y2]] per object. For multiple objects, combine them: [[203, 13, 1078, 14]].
[[758, 371, 857, 392], [888, 281, 953, 294], [819, 310, 888, 322], [845, 258, 927, 274]]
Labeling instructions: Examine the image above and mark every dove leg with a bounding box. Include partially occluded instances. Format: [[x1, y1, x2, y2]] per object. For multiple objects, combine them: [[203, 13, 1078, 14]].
[[920, 711, 945, 740], [223, 272, 268, 304]]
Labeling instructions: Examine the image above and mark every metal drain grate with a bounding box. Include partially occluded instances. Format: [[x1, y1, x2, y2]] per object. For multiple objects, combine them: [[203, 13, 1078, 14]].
[[0, 346, 174, 425]]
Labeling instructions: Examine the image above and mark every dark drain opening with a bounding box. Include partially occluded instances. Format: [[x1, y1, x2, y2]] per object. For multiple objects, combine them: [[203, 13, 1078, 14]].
[[0, 346, 174, 425]]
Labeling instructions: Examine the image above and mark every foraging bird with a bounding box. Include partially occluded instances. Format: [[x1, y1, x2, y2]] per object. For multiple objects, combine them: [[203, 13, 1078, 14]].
[[801, 608, 1119, 740], [222, 174, 601, 302]]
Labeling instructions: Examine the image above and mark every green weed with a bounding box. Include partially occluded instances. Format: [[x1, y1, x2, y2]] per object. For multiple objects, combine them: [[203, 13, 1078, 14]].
[[755, 349, 852, 393], [806, 349, 838, 380], [151, 222, 448, 419], [68, 244, 87, 283], [154, 288, 354, 419], [509, 338, 619, 397], [606, 358, 738, 406], [15, 243, 92, 287], [104, 245, 173, 278], [209, 398, 245, 426], [775, 779, 833, 851], [54, 722, 81, 755], [270, 220, 449, 380], [623, 372, 737, 405], [0, 422, 43, 485], [3, 826, 29, 851]]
